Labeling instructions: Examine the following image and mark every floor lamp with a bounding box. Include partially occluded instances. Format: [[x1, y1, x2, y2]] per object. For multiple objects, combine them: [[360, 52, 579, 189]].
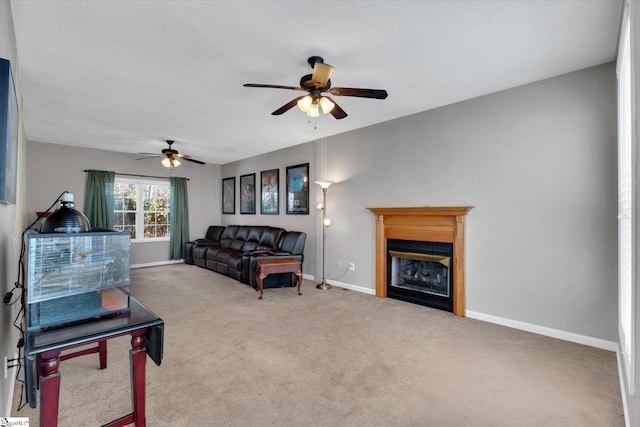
[[316, 180, 334, 290]]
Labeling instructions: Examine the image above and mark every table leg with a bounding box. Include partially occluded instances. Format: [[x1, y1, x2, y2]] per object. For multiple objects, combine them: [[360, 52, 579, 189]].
[[40, 351, 61, 427], [296, 270, 302, 296], [99, 339, 108, 369], [131, 332, 147, 427], [258, 271, 266, 300]]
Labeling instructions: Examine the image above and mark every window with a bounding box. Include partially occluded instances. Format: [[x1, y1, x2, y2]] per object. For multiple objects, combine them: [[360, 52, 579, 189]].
[[617, 2, 635, 396], [113, 177, 170, 241]]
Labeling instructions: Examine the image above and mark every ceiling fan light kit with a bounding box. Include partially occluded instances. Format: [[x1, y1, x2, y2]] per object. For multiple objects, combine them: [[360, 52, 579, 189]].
[[244, 56, 387, 120], [161, 157, 180, 168]]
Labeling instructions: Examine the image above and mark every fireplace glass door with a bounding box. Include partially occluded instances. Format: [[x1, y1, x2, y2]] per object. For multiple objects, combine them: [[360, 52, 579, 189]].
[[386, 239, 453, 312]]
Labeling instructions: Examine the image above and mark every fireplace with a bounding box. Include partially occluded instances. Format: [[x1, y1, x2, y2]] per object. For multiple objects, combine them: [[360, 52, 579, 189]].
[[367, 206, 473, 316], [387, 239, 453, 311]]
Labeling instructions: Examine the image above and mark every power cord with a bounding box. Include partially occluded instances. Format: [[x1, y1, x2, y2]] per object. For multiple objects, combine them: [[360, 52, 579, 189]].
[[4, 191, 69, 412], [327, 265, 352, 282]]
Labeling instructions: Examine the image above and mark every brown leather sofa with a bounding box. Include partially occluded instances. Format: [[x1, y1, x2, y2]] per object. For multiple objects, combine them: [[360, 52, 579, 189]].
[[184, 225, 306, 289]]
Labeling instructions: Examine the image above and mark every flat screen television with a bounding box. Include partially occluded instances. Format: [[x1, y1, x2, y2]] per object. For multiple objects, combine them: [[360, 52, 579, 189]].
[[0, 57, 18, 204]]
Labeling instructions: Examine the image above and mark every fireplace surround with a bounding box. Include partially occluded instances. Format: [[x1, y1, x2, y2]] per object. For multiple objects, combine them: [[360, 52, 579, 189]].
[[367, 206, 473, 316]]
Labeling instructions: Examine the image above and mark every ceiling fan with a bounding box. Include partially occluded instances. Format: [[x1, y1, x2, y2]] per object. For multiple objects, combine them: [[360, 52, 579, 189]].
[[137, 140, 205, 167], [243, 56, 388, 120]]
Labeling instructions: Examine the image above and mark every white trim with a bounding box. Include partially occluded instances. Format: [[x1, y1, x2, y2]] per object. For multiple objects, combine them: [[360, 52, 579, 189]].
[[131, 259, 184, 269], [617, 343, 632, 427], [327, 279, 376, 295], [303, 273, 314, 281], [466, 310, 617, 352], [131, 237, 170, 244]]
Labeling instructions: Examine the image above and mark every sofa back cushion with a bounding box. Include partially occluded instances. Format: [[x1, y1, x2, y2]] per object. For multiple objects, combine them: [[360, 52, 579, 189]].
[[278, 231, 307, 255], [220, 225, 239, 248], [230, 239, 246, 251], [248, 227, 264, 243], [235, 226, 252, 242], [259, 227, 285, 249], [205, 226, 225, 241], [242, 241, 259, 252]]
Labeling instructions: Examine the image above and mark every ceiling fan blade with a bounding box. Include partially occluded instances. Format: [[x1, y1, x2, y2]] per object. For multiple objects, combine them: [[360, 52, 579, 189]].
[[181, 157, 206, 165], [272, 96, 305, 115], [311, 63, 334, 88], [174, 153, 205, 165], [244, 83, 306, 91], [135, 155, 161, 160], [328, 87, 388, 99], [325, 97, 347, 119]]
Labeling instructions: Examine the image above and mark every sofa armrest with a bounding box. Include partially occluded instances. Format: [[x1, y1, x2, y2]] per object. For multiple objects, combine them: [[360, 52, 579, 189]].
[[193, 238, 220, 247]]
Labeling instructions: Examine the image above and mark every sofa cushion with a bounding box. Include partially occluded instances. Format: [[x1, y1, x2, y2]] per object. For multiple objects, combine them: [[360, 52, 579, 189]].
[[216, 249, 243, 270], [242, 241, 259, 252], [248, 227, 263, 243], [220, 225, 239, 248], [278, 231, 306, 256], [205, 226, 225, 241], [259, 227, 284, 248], [230, 239, 245, 251], [235, 226, 252, 241]]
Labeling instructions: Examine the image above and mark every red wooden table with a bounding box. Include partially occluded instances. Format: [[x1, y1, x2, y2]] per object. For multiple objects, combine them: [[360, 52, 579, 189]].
[[255, 257, 302, 299], [24, 297, 163, 427]]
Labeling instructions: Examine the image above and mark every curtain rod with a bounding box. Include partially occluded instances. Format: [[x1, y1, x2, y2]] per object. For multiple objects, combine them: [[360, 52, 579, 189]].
[[83, 170, 190, 181]]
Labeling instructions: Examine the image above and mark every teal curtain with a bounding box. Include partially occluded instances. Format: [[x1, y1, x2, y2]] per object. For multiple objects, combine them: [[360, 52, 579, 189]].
[[170, 177, 190, 260], [84, 170, 115, 229]]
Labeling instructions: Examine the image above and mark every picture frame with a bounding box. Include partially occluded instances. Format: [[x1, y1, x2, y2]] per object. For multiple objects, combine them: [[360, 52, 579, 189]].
[[240, 173, 256, 214], [260, 169, 279, 215], [286, 163, 309, 215], [222, 177, 235, 214], [0, 58, 18, 205]]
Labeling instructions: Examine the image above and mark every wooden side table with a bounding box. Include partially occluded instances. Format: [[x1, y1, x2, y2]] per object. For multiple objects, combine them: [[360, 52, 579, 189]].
[[255, 257, 302, 299], [25, 297, 163, 427]]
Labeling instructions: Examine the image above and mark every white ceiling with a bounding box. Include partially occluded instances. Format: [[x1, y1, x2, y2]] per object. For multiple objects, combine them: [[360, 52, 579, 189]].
[[10, 0, 622, 166]]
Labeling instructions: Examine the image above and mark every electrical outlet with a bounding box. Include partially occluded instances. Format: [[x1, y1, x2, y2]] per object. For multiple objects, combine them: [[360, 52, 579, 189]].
[[349, 263, 356, 272]]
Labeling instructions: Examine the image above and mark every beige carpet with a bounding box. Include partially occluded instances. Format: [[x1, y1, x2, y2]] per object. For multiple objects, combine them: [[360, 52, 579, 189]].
[[13, 263, 623, 426]]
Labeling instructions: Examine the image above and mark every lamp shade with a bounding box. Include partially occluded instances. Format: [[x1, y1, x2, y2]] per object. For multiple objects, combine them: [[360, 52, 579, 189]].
[[297, 95, 313, 113], [315, 180, 334, 189], [307, 102, 320, 118], [319, 97, 335, 114], [41, 193, 91, 233]]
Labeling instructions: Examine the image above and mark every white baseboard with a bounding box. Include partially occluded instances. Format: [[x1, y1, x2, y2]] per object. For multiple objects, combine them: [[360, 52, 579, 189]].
[[616, 344, 631, 427], [4, 352, 18, 417], [327, 279, 376, 295], [466, 310, 617, 351], [303, 273, 314, 281], [131, 259, 184, 269]]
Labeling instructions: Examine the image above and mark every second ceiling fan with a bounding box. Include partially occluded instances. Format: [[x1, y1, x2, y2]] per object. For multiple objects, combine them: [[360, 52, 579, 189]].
[[243, 56, 388, 119], [137, 140, 205, 168]]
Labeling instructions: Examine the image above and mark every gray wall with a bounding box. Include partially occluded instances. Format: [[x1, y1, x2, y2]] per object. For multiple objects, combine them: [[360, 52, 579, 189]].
[[0, 0, 25, 416], [25, 141, 220, 265], [323, 63, 617, 340], [226, 63, 618, 343]]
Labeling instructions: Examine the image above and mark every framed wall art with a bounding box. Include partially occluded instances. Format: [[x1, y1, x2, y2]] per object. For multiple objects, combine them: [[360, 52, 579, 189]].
[[260, 169, 279, 215], [0, 58, 18, 205], [286, 163, 309, 215], [222, 177, 235, 214], [240, 173, 256, 214]]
